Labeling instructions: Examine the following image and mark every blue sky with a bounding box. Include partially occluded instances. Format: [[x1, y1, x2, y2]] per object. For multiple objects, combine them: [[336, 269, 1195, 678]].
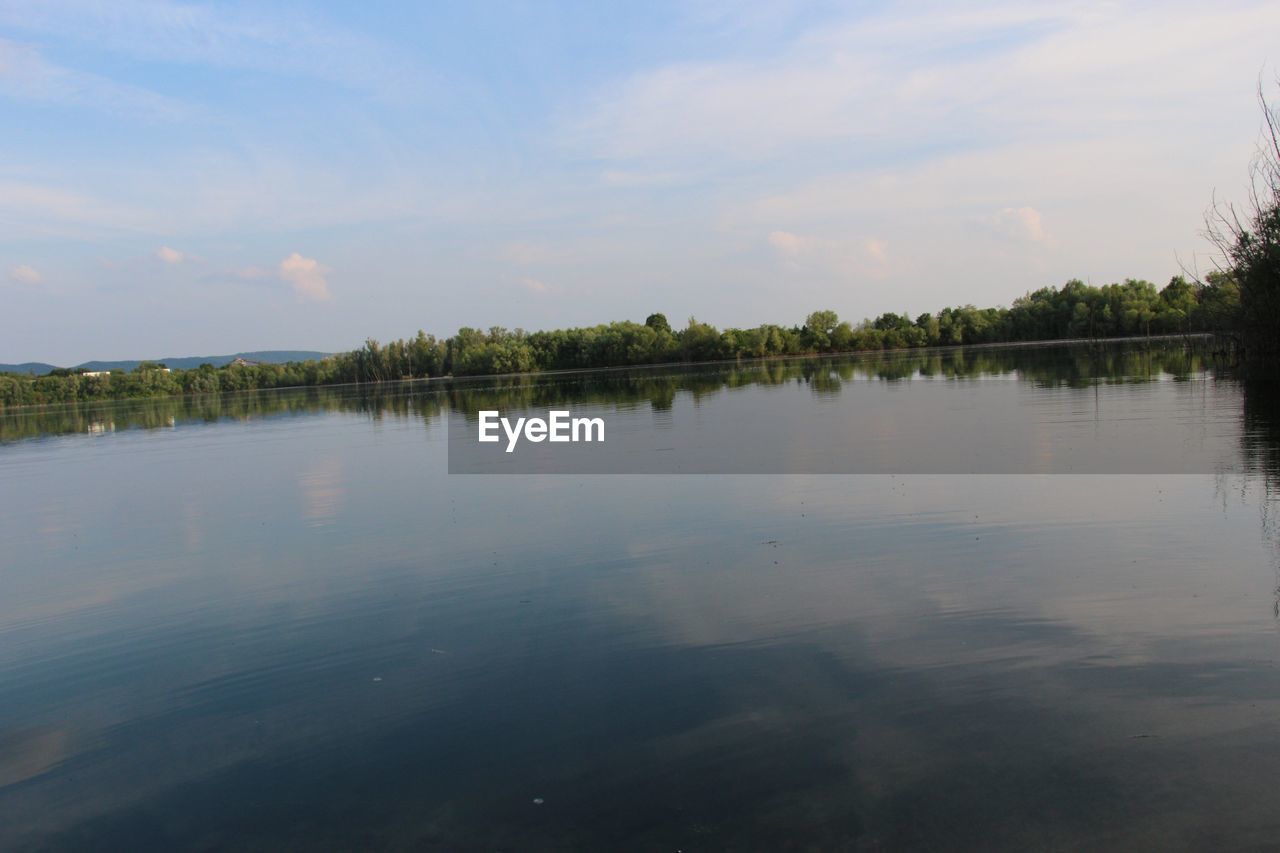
[[1, 1, 1277, 364]]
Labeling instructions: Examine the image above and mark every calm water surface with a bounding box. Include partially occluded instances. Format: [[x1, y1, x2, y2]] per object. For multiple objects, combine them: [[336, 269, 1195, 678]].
[[2, 342, 1280, 850]]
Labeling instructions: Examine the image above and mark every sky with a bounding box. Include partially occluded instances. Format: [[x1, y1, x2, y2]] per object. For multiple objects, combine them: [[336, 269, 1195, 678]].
[[1, 1, 1278, 365]]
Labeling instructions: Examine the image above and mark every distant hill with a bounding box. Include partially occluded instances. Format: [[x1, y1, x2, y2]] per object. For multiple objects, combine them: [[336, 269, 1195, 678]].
[[0, 362, 59, 376], [1, 351, 332, 376]]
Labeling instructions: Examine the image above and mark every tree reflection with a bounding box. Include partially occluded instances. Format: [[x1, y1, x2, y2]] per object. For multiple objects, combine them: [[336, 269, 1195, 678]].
[[1, 340, 1223, 443], [1235, 376, 1280, 619]]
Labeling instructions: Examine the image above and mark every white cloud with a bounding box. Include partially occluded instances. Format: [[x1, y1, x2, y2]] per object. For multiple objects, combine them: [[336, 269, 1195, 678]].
[[502, 242, 554, 266], [986, 207, 1046, 243], [864, 238, 888, 265], [543, 3, 1280, 320], [767, 231, 890, 279], [0, 180, 155, 239], [723, 125, 1252, 312], [767, 230, 811, 256], [518, 276, 550, 295], [234, 265, 271, 281], [155, 245, 184, 264], [0, 37, 191, 120], [567, 3, 1279, 167], [599, 169, 692, 188], [8, 264, 41, 285], [278, 253, 332, 302], [0, 1, 426, 100]]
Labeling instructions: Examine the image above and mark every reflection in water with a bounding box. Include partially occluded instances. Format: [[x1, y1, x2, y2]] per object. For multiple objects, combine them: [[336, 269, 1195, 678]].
[[1239, 378, 1280, 619], [0, 728, 70, 788], [0, 339, 1216, 445], [1, 340, 1279, 849], [1242, 377, 1280, 483], [300, 456, 345, 527]]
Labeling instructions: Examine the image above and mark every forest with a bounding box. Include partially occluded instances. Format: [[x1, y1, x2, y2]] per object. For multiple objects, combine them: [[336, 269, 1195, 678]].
[[0, 272, 1243, 409]]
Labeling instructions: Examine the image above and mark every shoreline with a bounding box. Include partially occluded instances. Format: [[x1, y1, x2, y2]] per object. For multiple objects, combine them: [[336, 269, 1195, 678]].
[[0, 333, 1218, 415]]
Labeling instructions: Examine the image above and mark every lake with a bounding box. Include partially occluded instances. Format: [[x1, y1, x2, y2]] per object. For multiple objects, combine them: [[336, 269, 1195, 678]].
[[2, 340, 1280, 850]]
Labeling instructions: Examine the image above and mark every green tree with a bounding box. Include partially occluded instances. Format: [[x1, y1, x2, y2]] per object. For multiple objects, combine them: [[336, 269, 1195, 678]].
[[803, 310, 840, 351], [1204, 84, 1280, 365], [645, 313, 671, 335], [680, 317, 722, 361]]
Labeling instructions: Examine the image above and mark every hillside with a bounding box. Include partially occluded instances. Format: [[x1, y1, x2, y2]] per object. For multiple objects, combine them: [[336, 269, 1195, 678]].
[[1, 351, 331, 376], [0, 362, 59, 376]]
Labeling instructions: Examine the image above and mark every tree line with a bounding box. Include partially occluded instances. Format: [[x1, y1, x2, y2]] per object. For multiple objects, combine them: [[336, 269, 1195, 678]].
[[0, 273, 1239, 410], [1, 339, 1214, 442]]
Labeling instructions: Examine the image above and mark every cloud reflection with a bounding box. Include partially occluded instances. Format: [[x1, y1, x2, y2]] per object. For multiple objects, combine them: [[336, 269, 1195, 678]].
[[299, 455, 344, 527]]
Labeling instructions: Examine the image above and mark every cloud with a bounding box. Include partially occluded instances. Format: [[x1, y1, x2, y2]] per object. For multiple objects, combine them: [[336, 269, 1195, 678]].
[[0, 37, 191, 120], [278, 253, 332, 302], [767, 231, 890, 279], [565, 3, 1279, 169], [864, 238, 889, 265], [7, 264, 41, 285], [599, 169, 692, 188], [234, 265, 271, 281], [155, 246, 184, 264], [502, 242, 554, 266], [0, 1, 427, 101], [299, 457, 344, 527], [518, 276, 550, 295], [0, 180, 156, 239], [986, 207, 1046, 243], [767, 230, 810, 256]]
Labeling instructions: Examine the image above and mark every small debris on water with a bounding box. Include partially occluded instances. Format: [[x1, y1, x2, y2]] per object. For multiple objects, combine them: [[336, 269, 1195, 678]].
[[430, 648, 448, 655], [532, 797, 544, 805], [372, 676, 382, 682]]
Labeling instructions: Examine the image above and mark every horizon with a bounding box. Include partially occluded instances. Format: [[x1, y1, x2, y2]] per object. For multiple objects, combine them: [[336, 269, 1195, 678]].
[[0, 348, 334, 370], [0, 283, 1201, 370], [3, 1, 1279, 365]]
